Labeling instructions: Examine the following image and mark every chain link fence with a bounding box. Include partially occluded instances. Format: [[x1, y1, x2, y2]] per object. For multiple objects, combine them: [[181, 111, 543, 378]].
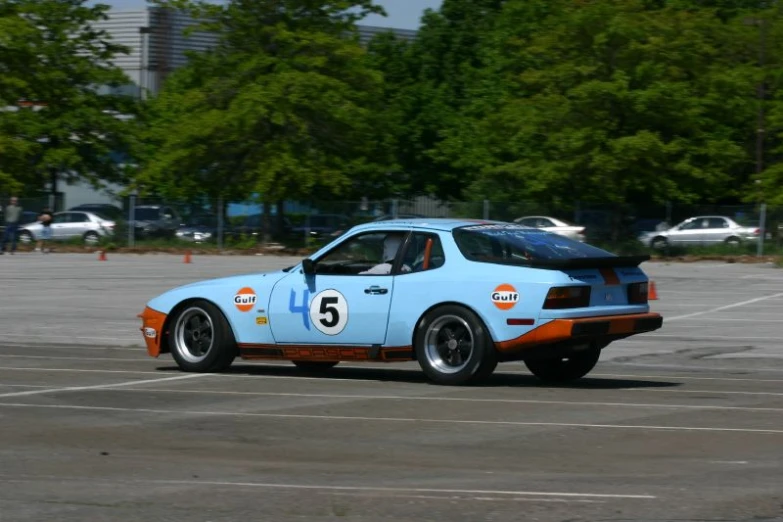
[[1, 193, 778, 256]]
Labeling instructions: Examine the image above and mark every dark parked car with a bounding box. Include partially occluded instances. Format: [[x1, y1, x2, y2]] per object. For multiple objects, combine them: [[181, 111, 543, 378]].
[[291, 213, 350, 239], [231, 214, 293, 240], [130, 205, 183, 239]]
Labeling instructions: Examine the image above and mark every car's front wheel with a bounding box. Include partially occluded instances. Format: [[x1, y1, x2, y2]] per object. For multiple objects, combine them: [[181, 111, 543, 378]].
[[651, 236, 668, 249], [169, 300, 237, 372], [524, 346, 601, 383], [415, 305, 497, 386]]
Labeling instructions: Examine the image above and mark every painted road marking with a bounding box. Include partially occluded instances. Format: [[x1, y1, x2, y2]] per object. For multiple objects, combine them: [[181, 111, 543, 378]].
[[89, 388, 783, 414], [0, 475, 651, 500], [664, 292, 783, 322], [148, 479, 656, 500], [0, 403, 781, 434], [2, 365, 783, 383], [0, 374, 209, 398]]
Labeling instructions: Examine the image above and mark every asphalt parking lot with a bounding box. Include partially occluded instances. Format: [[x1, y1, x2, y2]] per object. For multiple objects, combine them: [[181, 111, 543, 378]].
[[1, 253, 782, 521]]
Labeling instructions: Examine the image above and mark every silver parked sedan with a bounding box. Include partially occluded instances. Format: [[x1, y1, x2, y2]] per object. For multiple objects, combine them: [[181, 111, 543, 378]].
[[513, 215, 586, 242], [639, 215, 760, 248], [18, 211, 115, 245]]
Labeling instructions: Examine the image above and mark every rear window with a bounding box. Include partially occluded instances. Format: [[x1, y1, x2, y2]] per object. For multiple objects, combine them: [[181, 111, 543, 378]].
[[453, 224, 614, 266]]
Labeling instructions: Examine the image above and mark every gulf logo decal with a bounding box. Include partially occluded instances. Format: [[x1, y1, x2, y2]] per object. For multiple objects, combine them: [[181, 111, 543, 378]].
[[491, 284, 519, 310], [234, 287, 257, 312]]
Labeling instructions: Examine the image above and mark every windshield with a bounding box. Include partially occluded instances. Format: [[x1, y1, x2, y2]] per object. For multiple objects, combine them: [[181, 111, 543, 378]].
[[453, 224, 615, 266]]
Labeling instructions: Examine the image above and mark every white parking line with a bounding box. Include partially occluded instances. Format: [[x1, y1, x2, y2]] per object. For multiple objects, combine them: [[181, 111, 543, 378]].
[[149, 479, 656, 500], [0, 354, 152, 363], [2, 333, 138, 342], [665, 292, 783, 322], [0, 402, 780, 434], [0, 374, 208, 398], [100, 388, 783, 413], [2, 365, 783, 383]]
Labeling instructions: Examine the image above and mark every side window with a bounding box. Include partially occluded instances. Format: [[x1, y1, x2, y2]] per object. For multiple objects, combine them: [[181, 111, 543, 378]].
[[70, 212, 89, 223], [707, 218, 728, 229], [315, 231, 406, 276], [680, 220, 700, 230], [400, 233, 446, 274], [51, 213, 67, 224]]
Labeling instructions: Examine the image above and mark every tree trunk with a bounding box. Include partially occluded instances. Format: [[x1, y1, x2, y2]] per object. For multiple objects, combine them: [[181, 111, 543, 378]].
[[275, 200, 285, 240]]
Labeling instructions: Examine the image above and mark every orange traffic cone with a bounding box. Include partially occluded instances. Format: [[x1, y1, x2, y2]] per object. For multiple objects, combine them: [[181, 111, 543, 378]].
[[98, 250, 107, 261], [648, 281, 658, 300], [183, 250, 192, 264]]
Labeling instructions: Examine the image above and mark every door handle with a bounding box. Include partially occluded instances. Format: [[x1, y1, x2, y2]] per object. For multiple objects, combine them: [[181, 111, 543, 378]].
[[364, 286, 388, 295]]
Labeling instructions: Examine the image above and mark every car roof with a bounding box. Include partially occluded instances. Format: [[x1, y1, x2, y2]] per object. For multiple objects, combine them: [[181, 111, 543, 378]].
[[349, 218, 523, 233]]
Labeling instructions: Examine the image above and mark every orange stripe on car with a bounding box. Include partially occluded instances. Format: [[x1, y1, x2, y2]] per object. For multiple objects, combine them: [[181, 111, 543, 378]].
[[599, 267, 620, 286]]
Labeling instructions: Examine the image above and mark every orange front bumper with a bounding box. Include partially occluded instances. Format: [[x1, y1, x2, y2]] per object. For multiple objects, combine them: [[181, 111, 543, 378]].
[[137, 306, 168, 357], [495, 313, 663, 353]]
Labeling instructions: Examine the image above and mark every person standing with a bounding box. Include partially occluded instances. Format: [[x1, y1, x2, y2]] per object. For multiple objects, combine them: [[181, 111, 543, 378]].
[[0, 196, 23, 255], [36, 206, 53, 253]]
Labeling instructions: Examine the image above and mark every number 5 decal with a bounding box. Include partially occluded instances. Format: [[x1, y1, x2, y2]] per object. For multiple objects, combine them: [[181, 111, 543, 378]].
[[309, 289, 348, 336]]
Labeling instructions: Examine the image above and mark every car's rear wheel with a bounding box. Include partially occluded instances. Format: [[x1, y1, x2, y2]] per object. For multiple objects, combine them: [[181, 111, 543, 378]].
[[169, 300, 236, 372], [725, 236, 741, 247], [292, 361, 339, 372], [18, 231, 33, 244], [415, 305, 497, 386], [83, 231, 100, 245], [524, 346, 601, 383]]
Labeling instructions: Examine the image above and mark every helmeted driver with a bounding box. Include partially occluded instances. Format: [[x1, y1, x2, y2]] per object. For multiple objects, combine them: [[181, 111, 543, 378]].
[[360, 234, 410, 275]]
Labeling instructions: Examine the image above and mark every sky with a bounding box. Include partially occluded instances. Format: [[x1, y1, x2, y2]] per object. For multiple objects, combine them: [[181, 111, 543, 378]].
[[94, 0, 444, 30]]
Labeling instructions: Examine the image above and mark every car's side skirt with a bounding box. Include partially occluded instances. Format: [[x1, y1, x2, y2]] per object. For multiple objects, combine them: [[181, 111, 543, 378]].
[[238, 344, 414, 362]]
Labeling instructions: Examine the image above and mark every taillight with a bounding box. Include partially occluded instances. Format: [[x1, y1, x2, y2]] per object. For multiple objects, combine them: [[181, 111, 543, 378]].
[[628, 282, 648, 304], [543, 286, 591, 309]]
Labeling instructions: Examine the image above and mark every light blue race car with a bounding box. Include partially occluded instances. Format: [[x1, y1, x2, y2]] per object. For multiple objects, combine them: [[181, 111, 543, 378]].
[[138, 219, 663, 386]]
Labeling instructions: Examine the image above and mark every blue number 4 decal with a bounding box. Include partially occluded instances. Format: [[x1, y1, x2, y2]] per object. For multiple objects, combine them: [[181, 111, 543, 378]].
[[289, 289, 311, 330]]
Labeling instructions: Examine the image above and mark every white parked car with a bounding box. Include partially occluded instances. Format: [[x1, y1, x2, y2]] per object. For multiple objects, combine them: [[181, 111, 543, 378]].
[[513, 216, 586, 242], [638, 215, 760, 249], [18, 211, 115, 245]]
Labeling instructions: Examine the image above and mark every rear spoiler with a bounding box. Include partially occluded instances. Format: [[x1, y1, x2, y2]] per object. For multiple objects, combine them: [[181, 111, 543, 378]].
[[524, 255, 651, 270]]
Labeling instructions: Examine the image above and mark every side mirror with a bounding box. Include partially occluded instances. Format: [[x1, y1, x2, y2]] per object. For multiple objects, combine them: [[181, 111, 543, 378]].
[[301, 258, 316, 276]]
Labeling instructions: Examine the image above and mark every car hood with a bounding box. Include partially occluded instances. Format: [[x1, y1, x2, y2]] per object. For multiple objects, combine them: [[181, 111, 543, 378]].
[[145, 269, 295, 315]]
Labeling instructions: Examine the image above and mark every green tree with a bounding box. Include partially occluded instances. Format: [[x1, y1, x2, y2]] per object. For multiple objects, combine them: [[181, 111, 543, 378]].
[[366, 0, 506, 200], [444, 0, 764, 224], [135, 0, 397, 230], [0, 0, 135, 201]]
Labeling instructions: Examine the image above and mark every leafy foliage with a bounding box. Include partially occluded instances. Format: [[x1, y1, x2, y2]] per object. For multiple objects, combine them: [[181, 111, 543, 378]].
[[0, 0, 135, 196], [134, 0, 396, 205]]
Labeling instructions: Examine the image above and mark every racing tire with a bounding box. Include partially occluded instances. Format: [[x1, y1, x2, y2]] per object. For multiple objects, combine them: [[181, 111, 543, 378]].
[[415, 305, 497, 386], [651, 237, 668, 249], [17, 231, 33, 244], [168, 300, 237, 373], [292, 361, 339, 372], [524, 346, 601, 383], [83, 231, 100, 245]]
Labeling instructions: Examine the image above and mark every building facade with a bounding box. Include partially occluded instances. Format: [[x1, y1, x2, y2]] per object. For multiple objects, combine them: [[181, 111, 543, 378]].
[[94, 7, 418, 100]]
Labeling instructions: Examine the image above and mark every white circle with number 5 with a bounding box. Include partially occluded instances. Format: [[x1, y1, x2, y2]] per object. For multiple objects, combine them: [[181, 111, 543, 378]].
[[309, 289, 348, 336]]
